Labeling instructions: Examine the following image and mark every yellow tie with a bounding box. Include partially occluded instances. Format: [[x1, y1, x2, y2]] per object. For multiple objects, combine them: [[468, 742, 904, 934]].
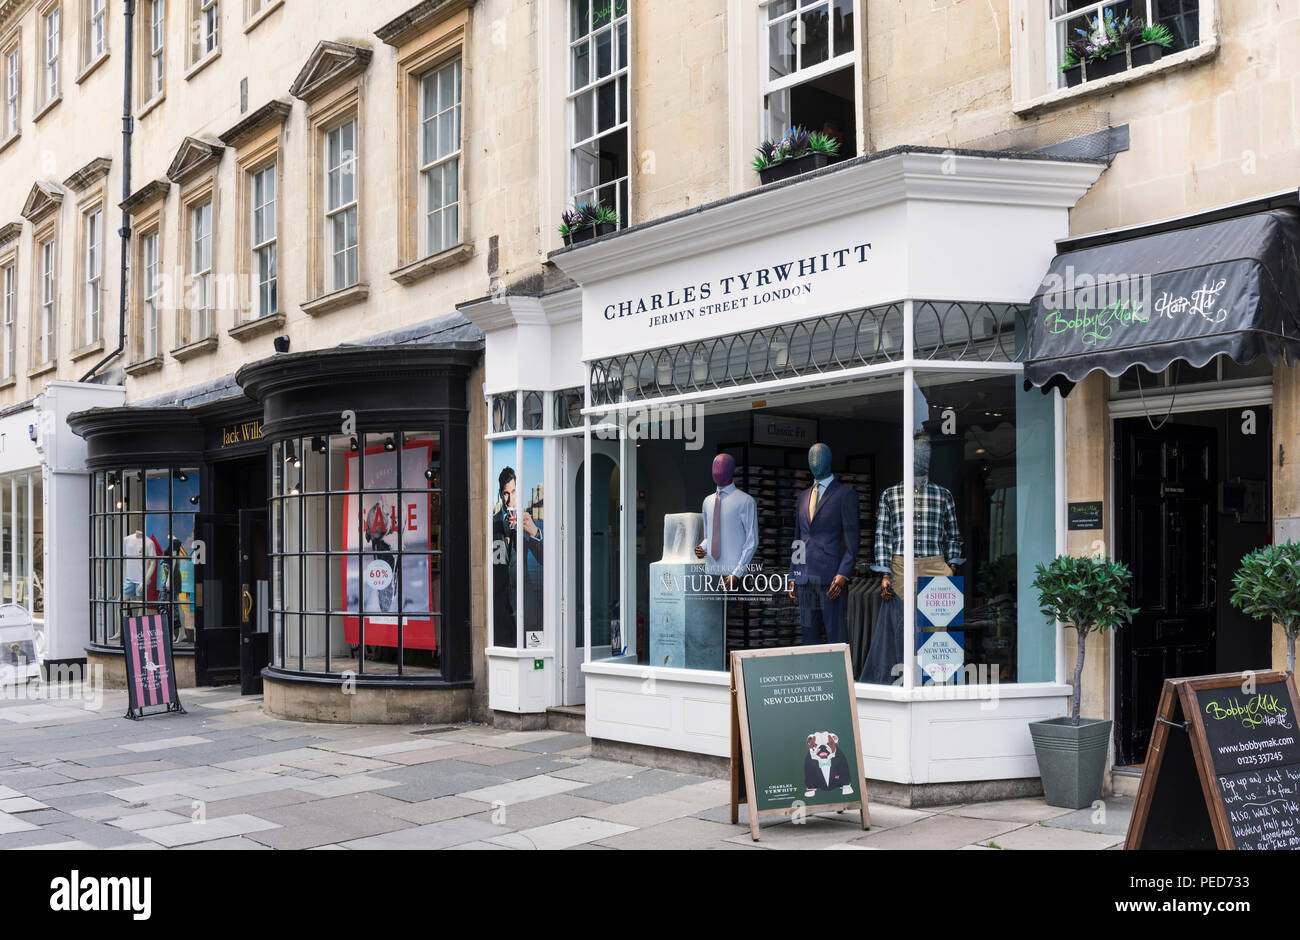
[[809, 483, 819, 520]]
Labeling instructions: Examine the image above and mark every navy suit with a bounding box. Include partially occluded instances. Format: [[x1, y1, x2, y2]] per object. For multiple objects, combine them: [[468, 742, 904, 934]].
[[790, 479, 860, 645]]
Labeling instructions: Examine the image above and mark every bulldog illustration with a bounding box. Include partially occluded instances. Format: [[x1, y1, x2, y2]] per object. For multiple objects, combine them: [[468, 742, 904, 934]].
[[804, 731, 854, 798]]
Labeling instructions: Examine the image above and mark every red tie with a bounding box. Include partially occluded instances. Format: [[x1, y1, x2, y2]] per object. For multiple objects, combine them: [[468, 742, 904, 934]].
[[711, 489, 723, 559]]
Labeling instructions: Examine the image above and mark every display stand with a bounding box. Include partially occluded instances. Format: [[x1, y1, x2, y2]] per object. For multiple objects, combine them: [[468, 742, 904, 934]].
[[121, 611, 187, 720]]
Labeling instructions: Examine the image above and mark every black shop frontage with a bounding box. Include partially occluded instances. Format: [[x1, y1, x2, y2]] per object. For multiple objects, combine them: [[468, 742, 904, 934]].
[[68, 343, 481, 723]]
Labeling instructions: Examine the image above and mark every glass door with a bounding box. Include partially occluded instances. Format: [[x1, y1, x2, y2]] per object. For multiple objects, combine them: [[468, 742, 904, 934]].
[[570, 440, 620, 704]]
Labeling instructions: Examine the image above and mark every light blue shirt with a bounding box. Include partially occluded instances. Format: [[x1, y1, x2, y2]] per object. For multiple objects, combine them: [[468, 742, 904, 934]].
[[698, 483, 759, 578]]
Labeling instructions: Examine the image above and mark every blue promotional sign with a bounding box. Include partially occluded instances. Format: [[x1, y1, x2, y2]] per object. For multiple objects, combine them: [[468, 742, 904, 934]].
[[916, 575, 964, 628]]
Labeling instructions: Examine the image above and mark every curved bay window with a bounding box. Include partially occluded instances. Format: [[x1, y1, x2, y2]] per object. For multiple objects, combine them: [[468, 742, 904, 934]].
[[89, 466, 201, 648], [270, 430, 443, 676]]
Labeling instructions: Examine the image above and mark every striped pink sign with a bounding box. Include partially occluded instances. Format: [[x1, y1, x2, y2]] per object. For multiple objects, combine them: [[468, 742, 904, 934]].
[[123, 613, 179, 714]]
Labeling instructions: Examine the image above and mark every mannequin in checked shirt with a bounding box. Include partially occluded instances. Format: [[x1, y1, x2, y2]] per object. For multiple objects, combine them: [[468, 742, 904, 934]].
[[872, 433, 965, 596]]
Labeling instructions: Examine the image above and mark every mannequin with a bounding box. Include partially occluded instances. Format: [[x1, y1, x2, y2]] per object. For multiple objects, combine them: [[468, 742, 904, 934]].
[[122, 529, 157, 604], [695, 453, 757, 591], [787, 443, 860, 645], [872, 431, 964, 594]]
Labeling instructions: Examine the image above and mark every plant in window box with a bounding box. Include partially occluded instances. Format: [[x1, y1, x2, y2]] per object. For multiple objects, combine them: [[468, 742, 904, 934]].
[[1029, 553, 1137, 809], [752, 126, 841, 185], [1060, 12, 1175, 88], [559, 201, 619, 245], [590, 203, 620, 237]]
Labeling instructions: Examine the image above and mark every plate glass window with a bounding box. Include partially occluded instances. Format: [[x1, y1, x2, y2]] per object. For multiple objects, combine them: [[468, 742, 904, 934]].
[[252, 163, 276, 317], [83, 207, 102, 346], [188, 200, 212, 342], [326, 119, 358, 291], [420, 58, 461, 256], [761, 0, 857, 157], [567, 0, 628, 226]]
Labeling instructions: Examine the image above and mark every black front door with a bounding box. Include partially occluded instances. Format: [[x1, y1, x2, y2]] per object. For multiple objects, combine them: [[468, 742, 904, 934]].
[[239, 508, 270, 694], [1116, 420, 1218, 765], [195, 513, 241, 686]]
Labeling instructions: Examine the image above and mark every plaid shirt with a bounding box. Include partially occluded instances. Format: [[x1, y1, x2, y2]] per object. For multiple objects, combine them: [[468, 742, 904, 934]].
[[874, 481, 963, 570]]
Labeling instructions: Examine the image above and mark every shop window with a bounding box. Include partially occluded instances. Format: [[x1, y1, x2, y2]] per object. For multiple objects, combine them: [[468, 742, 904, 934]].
[[0, 474, 44, 622], [490, 438, 544, 648], [325, 118, 358, 291], [1, 259, 15, 380], [554, 387, 584, 430], [1113, 355, 1273, 396], [420, 57, 461, 257], [88, 467, 200, 647], [589, 364, 1055, 686], [3, 40, 19, 140], [491, 394, 517, 432], [568, 0, 629, 226], [38, 2, 59, 110], [761, 0, 857, 160], [522, 391, 544, 430], [270, 431, 443, 677]]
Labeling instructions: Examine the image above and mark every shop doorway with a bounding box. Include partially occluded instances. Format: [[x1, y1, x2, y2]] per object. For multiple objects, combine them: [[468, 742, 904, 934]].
[[565, 439, 620, 705], [195, 456, 269, 689], [1114, 407, 1273, 765]]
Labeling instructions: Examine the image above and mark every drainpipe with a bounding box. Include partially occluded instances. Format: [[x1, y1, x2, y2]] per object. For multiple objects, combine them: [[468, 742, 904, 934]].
[[81, 0, 133, 383]]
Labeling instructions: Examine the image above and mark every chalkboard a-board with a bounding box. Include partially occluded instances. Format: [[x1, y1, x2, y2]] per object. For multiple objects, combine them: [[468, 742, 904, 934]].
[[1126, 671, 1300, 850], [729, 644, 870, 841]]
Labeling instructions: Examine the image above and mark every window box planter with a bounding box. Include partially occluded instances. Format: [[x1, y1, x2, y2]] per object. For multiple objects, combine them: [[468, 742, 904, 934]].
[[1062, 41, 1166, 88], [594, 221, 616, 238], [568, 226, 596, 246], [758, 151, 833, 185]]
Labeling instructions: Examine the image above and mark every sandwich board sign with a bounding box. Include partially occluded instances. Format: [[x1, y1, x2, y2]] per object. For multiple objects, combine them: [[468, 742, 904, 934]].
[[0, 604, 40, 684], [729, 644, 870, 841], [122, 611, 186, 720], [1126, 670, 1300, 850]]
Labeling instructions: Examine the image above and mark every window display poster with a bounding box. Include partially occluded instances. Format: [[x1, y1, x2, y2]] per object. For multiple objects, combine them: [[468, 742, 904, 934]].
[[343, 439, 437, 651], [142, 471, 200, 610], [732, 646, 869, 827], [490, 439, 544, 647]]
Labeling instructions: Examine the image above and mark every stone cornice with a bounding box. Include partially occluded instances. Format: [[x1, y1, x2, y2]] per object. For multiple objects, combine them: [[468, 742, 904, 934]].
[[121, 178, 170, 214], [375, 0, 474, 47], [62, 156, 112, 193], [0, 219, 20, 248], [219, 98, 293, 148]]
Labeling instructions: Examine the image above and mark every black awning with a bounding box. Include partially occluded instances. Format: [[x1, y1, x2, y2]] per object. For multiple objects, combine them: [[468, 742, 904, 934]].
[[1024, 208, 1300, 395]]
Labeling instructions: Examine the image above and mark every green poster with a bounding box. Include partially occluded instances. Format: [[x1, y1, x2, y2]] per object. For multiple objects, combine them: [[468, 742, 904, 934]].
[[738, 649, 864, 813]]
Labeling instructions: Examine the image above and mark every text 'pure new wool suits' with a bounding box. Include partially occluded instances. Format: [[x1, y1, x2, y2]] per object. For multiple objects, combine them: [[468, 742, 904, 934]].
[[790, 479, 860, 645]]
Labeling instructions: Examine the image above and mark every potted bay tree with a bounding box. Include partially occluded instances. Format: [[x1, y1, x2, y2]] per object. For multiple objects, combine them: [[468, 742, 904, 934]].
[[1230, 542, 1300, 672], [1029, 554, 1137, 809]]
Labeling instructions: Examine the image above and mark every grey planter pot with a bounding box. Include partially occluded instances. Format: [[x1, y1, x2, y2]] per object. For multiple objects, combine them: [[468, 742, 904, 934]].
[[1028, 717, 1112, 810]]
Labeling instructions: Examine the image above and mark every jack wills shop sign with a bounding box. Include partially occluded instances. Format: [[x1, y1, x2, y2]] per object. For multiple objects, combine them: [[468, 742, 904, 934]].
[[1024, 208, 1300, 396], [580, 206, 908, 361]]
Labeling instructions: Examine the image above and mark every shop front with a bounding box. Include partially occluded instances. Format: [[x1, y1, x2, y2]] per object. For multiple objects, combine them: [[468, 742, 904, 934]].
[[70, 340, 482, 722], [477, 147, 1113, 801], [0, 381, 125, 672], [1023, 195, 1300, 770]]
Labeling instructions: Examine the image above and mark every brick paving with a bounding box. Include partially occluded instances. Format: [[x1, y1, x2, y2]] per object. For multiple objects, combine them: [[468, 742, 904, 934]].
[[0, 682, 1133, 849]]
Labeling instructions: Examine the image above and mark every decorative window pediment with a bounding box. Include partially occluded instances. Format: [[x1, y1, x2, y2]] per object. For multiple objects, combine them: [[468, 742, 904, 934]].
[[166, 136, 225, 185], [121, 178, 170, 214], [0, 220, 21, 248], [289, 39, 372, 104], [219, 97, 292, 148], [21, 180, 64, 223], [63, 155, 112, 193], [375, 0, 474, 47]]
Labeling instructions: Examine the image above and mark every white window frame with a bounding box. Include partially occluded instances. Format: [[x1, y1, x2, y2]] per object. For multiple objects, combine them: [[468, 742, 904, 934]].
[[199, 0, 218, 57], [758, 0, 856, 139], [566, 0, 629, 224], [189, 199, 212, 341], [83, 206, 102, 346], [149, 0, 164, 99], [419, 57, 461, 257], [4, 48, 18, 136], [88, 0, 106, 60], [142, 229, 159, 358], [38, 238, 56, 364], [324, 119, 358, 292], [43, 7, 60, 103], [251, 162, 276, 317], [1044, 0, 1193, 91], [1, 263, 14, 380]]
